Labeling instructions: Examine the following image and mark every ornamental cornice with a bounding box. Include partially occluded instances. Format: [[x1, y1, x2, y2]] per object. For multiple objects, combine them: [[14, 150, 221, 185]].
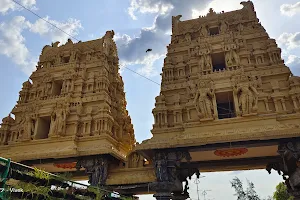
[[137, 122, 300, 150]]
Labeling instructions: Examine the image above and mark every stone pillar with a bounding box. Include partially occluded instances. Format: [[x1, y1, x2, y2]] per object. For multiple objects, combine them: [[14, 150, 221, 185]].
[[292, 96, 299, 111], [164, 111, 168, 124], [274, 98, 279, 112], [173, 111, 177, 123], [266, 140, 300, 199], [82, 122, 86, 134], [87, 121, 91, 136], [281, 98, 287, 112], [151, 151, 193, 200], [76, 155, 108, 186], [233, 92, 241, 116], [263, 98, 270, 112], [187, 109, 191, 120]]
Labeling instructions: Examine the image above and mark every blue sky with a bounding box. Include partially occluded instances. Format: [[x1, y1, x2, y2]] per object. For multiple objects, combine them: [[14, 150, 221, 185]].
[[1, 0, 300, 199]]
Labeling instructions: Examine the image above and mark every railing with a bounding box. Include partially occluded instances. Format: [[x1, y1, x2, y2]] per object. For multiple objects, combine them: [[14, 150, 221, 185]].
[[0, 157, 132, 200]]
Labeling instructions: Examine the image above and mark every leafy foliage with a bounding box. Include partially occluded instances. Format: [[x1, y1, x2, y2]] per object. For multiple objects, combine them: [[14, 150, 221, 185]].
[[273, 182, 294, 200], [87, 186, 105, 200], [231, 177, 270, 200]]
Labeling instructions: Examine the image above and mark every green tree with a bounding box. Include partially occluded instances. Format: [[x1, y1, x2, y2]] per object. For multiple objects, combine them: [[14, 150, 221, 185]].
[[231, 177, 270, 200], [231, 177, 246, 200], [273, 182, 293, 200]]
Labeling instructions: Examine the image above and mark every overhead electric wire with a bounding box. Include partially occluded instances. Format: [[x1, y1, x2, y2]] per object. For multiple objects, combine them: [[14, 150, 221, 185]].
[[11, 0, 160, 86], [9, 0, 234, 198], [13, 0, 236, 118]]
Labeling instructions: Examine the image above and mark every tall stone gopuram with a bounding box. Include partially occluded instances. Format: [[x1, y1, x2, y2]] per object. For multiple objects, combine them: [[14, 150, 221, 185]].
[[137, 1, 300, 151], [0, 31, 135, 176], [135, 2, 300, 199]]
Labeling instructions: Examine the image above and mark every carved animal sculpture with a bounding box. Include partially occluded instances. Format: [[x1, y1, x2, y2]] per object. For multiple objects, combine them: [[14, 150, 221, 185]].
[[51, 41, 60, 47]]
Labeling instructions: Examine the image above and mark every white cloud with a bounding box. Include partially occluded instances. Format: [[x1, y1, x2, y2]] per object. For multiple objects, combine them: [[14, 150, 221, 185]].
[[29, 16, 82, 44], [0, 0, 37, 15], [121, 54, 163, 77], [119, 0, 213, 77], [128, 0, 173, 20], [115, 28, 168, 78], [286, 55, 300, 65], [0, 14, 82, 75], [192, 0, 242, 18], [0, 16, 35, 74], [286, 55, 300, 76], [278, 32, 300, 50], [280, 2, 300, 16]]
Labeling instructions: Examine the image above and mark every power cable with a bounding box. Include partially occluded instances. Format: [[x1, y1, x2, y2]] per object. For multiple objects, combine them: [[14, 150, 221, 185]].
[[11, 0, 160, 86], [14, 0, 238, 116]]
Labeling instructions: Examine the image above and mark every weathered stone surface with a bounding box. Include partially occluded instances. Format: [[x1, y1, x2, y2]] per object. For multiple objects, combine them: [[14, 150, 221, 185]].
[[0, 31, 135, 162]]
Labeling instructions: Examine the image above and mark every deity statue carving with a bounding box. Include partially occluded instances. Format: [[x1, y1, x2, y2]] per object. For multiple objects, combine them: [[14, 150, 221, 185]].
[[128, 152, 141, 168], [77, 156, 108, 186], [17, 114, 35, 141], [224, 44, 240, 67], [198, 44, 212, 71], [49, 104, 69, 137], [237, 23, 244, 32], [193, 77, 215, 120], [55, 54, 61, 65], [186, 79, 196, 100], [199, 24, 208, 37], [204, 54, 212, 70], [232, 74, 259, 115], [61, 75, 74, 94], [185, 33, 192, 43], [198, 52, 205, 70], [17, 117, 26, 140], [154, 152, 168, 182], [220, 21, 229, 33], [69, 50, 77, 62], [172, 15, 182, 35], [41, 81, 52, 98], [19, 80, 32, 103]]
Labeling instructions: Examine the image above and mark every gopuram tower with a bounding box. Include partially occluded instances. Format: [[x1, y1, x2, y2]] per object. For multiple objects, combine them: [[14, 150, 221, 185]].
[[135, 1, 300, 199], [0, 31, 135, 186], [1, 1, 300, 199]]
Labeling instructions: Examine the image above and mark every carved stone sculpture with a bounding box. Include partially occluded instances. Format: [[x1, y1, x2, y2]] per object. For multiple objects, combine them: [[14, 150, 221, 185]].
[[185, 33, 191, 43], [267, 141, 300, 199], [198, 53, 205, 70], [220, 21, 228, 33], [193, 78, 215, 119], [172, 15, 182, 35], [23, 115, 35, 140], [237, 23, 244, 32], [233, 74, 259, 115], [199, 24, 208, 37], [224, 44, 240, 67], [77, 156, 108, 186], [49, 104, 69, 137], [204, 54, 212, 70]]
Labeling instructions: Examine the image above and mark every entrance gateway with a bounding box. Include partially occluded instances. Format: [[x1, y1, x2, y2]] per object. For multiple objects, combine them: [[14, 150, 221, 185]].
[[1, 1, 300, 199]]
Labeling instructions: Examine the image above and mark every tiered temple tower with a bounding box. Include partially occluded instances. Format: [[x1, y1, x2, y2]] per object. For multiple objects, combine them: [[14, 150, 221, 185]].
[[137, 1, 300, 148], [0, 31, 135, 185], [135, 1, 300, 199], [1, 1, 300, 199]]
